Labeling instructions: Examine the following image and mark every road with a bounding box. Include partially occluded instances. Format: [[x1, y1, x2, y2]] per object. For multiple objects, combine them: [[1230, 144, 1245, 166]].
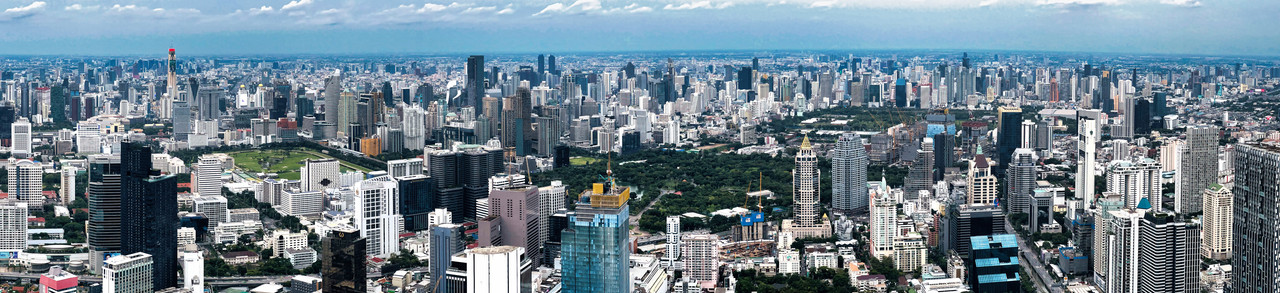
[[1006, 218, 1063, 293], [628, 189, 671, 237]]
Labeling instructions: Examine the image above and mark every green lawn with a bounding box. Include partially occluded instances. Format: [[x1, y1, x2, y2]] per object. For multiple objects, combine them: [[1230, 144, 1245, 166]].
[[569, 157, 601, 166], [229, 149, 358, 180]]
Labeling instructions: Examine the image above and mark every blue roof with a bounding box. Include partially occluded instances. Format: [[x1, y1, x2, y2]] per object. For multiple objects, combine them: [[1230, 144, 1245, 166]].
[[977, 273, 1019, 284], [740, 212, 765, 226], [970, 234, 1018, 250], [1137, 198, 1152, 209], [974, 257, 1018, 267]]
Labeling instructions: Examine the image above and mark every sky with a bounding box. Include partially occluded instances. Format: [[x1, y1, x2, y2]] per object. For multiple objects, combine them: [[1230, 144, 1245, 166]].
[[0, 0, 1277, 56]]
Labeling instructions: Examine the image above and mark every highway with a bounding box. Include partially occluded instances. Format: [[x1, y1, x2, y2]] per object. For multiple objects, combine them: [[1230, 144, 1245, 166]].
[[1006, 218, 1063, 293]]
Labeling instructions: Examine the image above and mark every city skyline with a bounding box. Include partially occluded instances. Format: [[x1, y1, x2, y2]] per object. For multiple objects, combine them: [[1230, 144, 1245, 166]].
[[0, 0, 1278, 56]]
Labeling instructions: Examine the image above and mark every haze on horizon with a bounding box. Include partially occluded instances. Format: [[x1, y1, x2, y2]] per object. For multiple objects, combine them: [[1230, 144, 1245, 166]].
[[0, 0, 1276, 57]]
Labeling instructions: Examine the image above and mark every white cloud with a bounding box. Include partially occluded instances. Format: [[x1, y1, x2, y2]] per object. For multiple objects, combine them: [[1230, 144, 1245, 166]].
[[978, 0, 999, 7], [1035, 0, 1121, 7], [64, 4, 100, 11], [496, 5, 515, 14], [664, 1, 734, 10], [603, 3, 654, 13], [281, 0, 314, 11], [1159, 0, 1201, 7], [251, 6, 275, 14], [462, 6, 496, 13], [807, 0, 837, 8], [107, 4, 145, 13], [2, 1, 46, 20], [533, 0, 603, 16]]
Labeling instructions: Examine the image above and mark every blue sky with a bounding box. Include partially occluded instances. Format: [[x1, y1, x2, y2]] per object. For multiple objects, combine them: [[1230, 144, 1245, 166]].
[[0, 0, 1276, 56]]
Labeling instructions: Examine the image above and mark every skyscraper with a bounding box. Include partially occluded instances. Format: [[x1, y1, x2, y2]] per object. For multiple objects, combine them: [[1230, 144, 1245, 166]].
[[467, 55, 485, 111], [995, 106, 1022, 176], [869, 187, 896, 259], [831, 133, 868, 213], [1077, 110, 1103, 203], [967, 147, 998, 206], [324, 73, 341, 124], [322, 227, 366, 293], [352, 176, 400, 258], [194, 155, 222, 196], [783, 136, 831, 238], [483, 184, 542, 267], [8, 159, 42, 213], [432, 224, 465, 292], [398, 175, 437, 232], [1200, 183, 1232, 260], [119, 142, 177, 290], [664, 215, 680, 267], [301, 158, 339, 192], [1137, 211, 1201, 293], [1231, 143, 1280, 293], [967, 234, 1020, 292], [1006, 148, 1037, 214], [1175, 125, 1219, 214], [103, 252, 154, 293], [10, 117, 30, 157], [560, 169, 631, 293], [0, 199, 27, 253], [933, 132, 955, 181], [466, 246, 527, 293], [904, 137, 933, 200], [87, 154, 122, 273], [681, 233, 719, 285], [502, 88, 533, 157], [537, 181, 565, 263], [1106, 158, 1162, 210]]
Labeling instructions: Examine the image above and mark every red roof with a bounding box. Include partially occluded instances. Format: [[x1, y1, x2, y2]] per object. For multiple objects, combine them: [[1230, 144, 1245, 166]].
[[177, 183, 192, 188], [973, 154, 990, 169], [399, 232, 416, 238], [43, 191, 57, 198], [29, 217, 45, 223]]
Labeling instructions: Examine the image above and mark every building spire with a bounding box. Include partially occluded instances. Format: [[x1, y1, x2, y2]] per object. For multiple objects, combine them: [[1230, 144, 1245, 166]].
[[801, 134, 811, 149]]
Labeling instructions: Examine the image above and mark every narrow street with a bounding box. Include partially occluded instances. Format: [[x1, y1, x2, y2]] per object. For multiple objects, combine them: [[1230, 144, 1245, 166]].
[[629, 189, 671, 237], [1006, 218, 1063, 293]]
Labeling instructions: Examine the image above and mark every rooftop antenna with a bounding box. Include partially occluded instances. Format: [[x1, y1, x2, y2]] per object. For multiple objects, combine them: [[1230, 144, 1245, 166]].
[[757, 172, 764, 212]]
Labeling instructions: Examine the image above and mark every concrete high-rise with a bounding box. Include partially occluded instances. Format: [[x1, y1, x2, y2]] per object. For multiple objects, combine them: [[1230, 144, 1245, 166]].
[[1200, 183, 1232, 260], [194, 155, 222, 196], [967, 148, 998, 205], [59, 167, 76, 205], [1175, 125, 1219, 214], [0, 199, 27, 253], [322, 226, 366, 293], [192, 195, 228, 227], [8, 159, 42, 212], [1137, 212, 1201, 293], [501, 88, 533, 156], [324, 73, 341, 124], [1231, 143, 1280, 293], [831, 133, 868, 213], [536, 181, 565, 264], [388, 158, 424, 178], [87, 155, 122, 273], [10, 117, 30, 157], [995, 106, 1022, 176], [1106, 158, 1163, 210], [904, 137, 933, 200], [352, 176, 400, 258], [103, 252, 153, 293], [1077, 110, 1103, 203], [1007, 148, 1037, 214], [781, 136, 831, 238], [664, 215, 680, 267], [481, 184, 542, 267], [301, 158, 339, 192], [466, 246, 527, 293], [119, 142, 177, 291], [681, 233, 719, 286], [431, 224, 465, 292], [869, 187, 896, 259], [560, 174, 632, 293]]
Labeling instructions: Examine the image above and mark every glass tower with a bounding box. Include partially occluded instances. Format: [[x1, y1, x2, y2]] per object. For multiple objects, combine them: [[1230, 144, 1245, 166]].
[[560, 178, 631, 293]]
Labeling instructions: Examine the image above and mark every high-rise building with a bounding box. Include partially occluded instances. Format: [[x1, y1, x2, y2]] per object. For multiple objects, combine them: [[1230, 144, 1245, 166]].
[[1175, 125, 1219, 213], [0, 199, 27, 253], [967, 148, 998, 205], [681, 233, 719, 286], [664, 215, 680, 267], [301, 158, 340, 192], [324, 73, 341, 125], [1007, 148, 1037, 214], [388, 158, 424, 178], [905, 137, 934, 200], [466, 246, 528, 293], [8, 159, 42, 212], [1077, 110, 1103, 203], [1137, 211, 1201, 293], [1201, 183, 1232, 260], [933, 132, 955, 181], [352, 176, 399, 258], [1231, 143, 1280, 293], [995, 106, 1022, 176], [782, 136, 831, 238], [104, 252, 154, 293], [181, 248, 203, 293], [1106, 158, 1163, 210], [397, 175, 437, 232], [11, 117, 30, 157], [322, 227, 366, 293], [59, 167, 77, 205], [943, 204, 1006, 259], [87, 154, 122, 273], [192, 195, 228, 227], [119, 142, 177, 290], [831, 133, 868, 213], [467, 55, 485, 111], [482, 184, 542, 267], [537, 181, 565, 263], [427, 146, 504, 222], [869, 187, 896, 259], [967, 234, 1020, 292], [560, 170, 632, 293], [194, 155, 222, 196], [39, 266, 78, 293], [431, 224, 465, 292]]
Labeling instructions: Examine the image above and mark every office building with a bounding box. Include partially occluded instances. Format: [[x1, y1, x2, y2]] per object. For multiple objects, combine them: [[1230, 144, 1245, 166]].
[[182, 248, 203, 293], [1175, 125, 1219, 213], [1137, 212, 1201, 293], [192, 195, 228, 227], [1077, 110, 1102, 204], [502, 88, 534, 156], [995, 106, 1022, 176], [869, 188, 896, 259], [782, 136, 831, 238], [967, 234, 1020, 292], [59, 167, 76, 205], [39, 266, 78, 293], [560, 172, 632, 293], [1007, 148, 1037, 214], [119, 142, 177, 290], [352, 176, 399, 258], [664, 215, 680, 267], [427, 145, 504, 222], [1201, 183, 1232, 260], [1231, 143, 1280, 293], [103, 252, 153, 293], [322, 227, 366, 293], [0, 199, 27, 252], [943, 204, 1006, 259], [467, 55, 485, 110], [904, 137, 934, 200], [481, 184, 542, 267], [682, 233, 719, 286], [87, 154, 122, 273], [194, 155, 222, 196], [280, 189, 323, 217], [8, 159, 42, 212], [388, 158, 424, 178], [301, 158, 340, 192], [537, 180, 566, 262], [432, 224, 465, 292], [397, 175, 437, 232], [11, 117, 30, 157]]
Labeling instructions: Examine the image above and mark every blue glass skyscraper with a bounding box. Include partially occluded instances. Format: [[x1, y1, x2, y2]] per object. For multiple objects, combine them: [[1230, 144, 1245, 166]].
[[560, 177, 631, 293]]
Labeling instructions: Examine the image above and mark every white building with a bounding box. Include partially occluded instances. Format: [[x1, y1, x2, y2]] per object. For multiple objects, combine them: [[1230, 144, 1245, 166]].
[[869, 186, 897, 259], [894, 233, 927, 272], [11, 117, 31, 157], [192, 195, 229, 227], [387, 158, 424, 178], [76, 122, 102, 154], [8, 159, 42, 212], [59, 167, 77, 205], [537, 180, 566, 256], [1106, 158, 1163, 210], [466, 246, 526, 293], [428, 208, 452, 227], [682, 233, 719, 286], [267, 230, 308, 258], [1201, 183, 1232, 260], [778, 249, 801, 275], [104, 252, 153, 293], [279, 190, 323, 217], [664, 215, 681, 267], [178, 227, 196, 245], [353, 176, 400, 258], [806, 251, 839, 271], [182, 249, 204, 293], [0, 200, 28, 252], [301, 158, 340, 192], [194, 155, 223, 196]]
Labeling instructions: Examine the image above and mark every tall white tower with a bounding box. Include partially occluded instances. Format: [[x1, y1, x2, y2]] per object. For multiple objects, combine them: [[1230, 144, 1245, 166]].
[[182, 248, 204, 293], [664, 215, 680, 267]]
